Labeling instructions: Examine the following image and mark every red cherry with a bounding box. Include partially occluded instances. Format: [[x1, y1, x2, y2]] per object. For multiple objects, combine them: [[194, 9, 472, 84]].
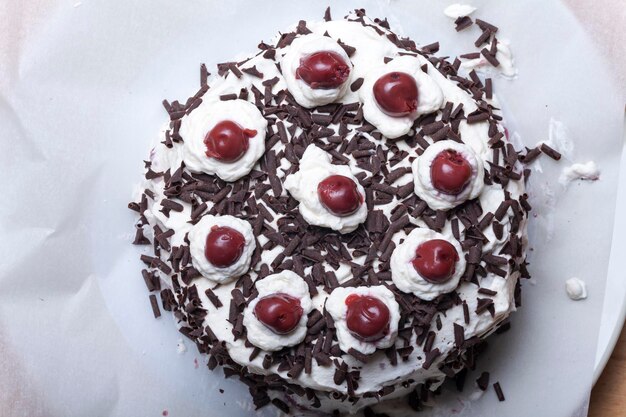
[[317, 175, 363, 217], [254, 293, 303, 335], [430, 150, 473, 195], [204, 120, 257, 163], [345, 294, 390, 342], [296, 51, 350, 89], [412, 239, 459, 283], [204, 226, 246, 268], [373, 72, 418, 117]]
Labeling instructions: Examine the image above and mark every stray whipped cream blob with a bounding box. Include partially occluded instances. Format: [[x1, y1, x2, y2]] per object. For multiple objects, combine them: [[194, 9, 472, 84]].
[[443, 3, 477, 19], [284, 145, 367, 233], [565, 277, 587, 301], [325, 286, 400, 355], [559, 161, 600, 185], [243, 271, 313, 351], [360, 55, 444, 139], [413, 139, 484, 210], [188, 215, 255, 283], [391, 228, 466, 300], [181, 99, 268, 181], [281, 34, 353, 108]]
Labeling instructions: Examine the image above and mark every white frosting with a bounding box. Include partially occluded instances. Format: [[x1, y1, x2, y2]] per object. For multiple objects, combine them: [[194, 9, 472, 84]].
[[460, 39, 517, 79], [390, 228, 466, 300], [325, 286, 400, 354], [181, 99, 268, 182], [188, 215, 256, 284], [284, 145, 367, 234], [559, 161, 600, 185], [360, 55, 444, 139], [443, 4, 477, 19], [565, 277, 588, 301], [412, 139, 485, 211], [280, 34, 353, 108], [243, 271, 313, 351]]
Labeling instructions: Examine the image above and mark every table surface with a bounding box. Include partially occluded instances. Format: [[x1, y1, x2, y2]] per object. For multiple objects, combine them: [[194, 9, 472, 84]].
[[590, 324, 626, 416]]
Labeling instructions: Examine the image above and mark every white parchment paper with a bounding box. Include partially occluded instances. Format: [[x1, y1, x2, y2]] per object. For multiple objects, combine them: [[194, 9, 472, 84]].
[[0, 1, 623, 416]]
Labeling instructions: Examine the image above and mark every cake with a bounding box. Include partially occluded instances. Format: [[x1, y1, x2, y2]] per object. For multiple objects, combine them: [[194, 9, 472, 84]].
[[129, 8, 534, 415]]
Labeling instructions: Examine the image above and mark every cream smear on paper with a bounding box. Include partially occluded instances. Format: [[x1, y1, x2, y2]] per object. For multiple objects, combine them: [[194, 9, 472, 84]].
[[559, 161, 600, 185]]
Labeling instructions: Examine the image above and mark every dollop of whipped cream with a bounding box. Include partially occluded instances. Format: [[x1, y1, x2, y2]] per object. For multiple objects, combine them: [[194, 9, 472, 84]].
[[443, 3, 477, 19], [325, 286, 400, 355], [284, 145, 367, 234], [181, 99, 268, 181], [559, 161, 600, 185], [360, 55, 444, 139], [390, 228, 466, 300], [412, 139, 484, 211], [188, 215, 256, 283], [565, 277, 587, 301], [280, 34, 353, 108], [243, 271, 313, 351]]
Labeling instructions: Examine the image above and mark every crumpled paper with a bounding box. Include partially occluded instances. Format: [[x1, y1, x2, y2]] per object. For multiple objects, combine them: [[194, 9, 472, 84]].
[[0, 0, 623, 416]]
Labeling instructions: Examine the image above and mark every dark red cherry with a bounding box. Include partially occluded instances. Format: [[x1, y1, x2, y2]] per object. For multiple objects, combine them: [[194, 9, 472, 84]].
[[372, 72, 418, 117], [430, 150, 472, 195], [254, 293, 303, 334], [345, 294, 390, 342], [204, 226, 246, 268], [317, 175, 363, 216], [204, 120, 257, 163], [412, 239, 458, 283], [296, 51, 350, 89]]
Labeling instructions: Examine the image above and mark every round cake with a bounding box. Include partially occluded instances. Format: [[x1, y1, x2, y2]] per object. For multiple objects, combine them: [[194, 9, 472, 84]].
[[130, 8, 530, 415]]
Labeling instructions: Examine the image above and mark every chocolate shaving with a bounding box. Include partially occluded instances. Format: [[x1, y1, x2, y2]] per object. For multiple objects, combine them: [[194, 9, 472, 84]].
[[149, 294, 161, 318], [350, 78, 364, 92], [454, 16, 473, 31], [476, 19, 498, 33], [521, 146, 542, 164], [323, 7, 332, 21], [462, 300, 470, 324], [476, 372, 490, 391], [453, 323, 465, 347], [493, 382, 505, 401], [242, 65, 264, 78], [539, 143, 562, 160], [348, 348, 371, 363], [480, 48, 500, 67], [474, 30, 492, 48], [338, 39, 356, 57], [422, 348, 440, 370]]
